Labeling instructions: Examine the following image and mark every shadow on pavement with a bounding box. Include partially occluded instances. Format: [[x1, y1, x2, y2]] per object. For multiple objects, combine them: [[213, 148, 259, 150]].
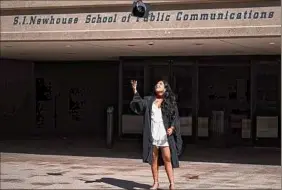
[[89, 177, 151, 189], [0, 136, 280, 166]]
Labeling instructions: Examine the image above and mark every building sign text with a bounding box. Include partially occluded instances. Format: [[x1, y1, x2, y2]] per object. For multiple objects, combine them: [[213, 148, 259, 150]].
[[12, 9, 275, 26]]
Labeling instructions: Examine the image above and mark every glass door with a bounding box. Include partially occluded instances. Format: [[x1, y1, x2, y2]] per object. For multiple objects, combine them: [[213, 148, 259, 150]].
[[121, 62, 145, 136], [171, 65, 194, 138], [253, 62, 280, 147], [198, 65, 251, 147]]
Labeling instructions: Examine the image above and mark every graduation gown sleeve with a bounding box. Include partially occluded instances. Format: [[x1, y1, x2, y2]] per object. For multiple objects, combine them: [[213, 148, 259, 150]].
[[129, 92, 148, 115]]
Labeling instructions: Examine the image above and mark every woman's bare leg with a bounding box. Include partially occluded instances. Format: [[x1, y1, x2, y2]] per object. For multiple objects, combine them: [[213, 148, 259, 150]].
[[151, 146, 159, 189], [161, 146, 175, 189]]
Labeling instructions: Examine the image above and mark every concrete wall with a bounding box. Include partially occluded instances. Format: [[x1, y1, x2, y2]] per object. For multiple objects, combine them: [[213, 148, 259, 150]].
[[2, 0, 269, 10], [1, 1, 280, 41], [0, 59, 35, 137]]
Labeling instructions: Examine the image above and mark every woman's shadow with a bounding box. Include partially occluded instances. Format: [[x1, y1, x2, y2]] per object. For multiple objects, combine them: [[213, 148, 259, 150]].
[[84, 177, 151, 189]]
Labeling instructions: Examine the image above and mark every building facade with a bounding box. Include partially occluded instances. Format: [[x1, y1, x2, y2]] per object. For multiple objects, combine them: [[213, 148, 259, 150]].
[[0, 0, 281, 147]]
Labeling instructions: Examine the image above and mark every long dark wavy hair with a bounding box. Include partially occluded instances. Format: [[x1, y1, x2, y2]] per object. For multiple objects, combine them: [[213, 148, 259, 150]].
[[154, 80, 177, 121]]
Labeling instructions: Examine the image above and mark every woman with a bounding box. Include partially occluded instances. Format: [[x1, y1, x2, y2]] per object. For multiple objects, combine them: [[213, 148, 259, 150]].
[[130, 80, 183, 190]]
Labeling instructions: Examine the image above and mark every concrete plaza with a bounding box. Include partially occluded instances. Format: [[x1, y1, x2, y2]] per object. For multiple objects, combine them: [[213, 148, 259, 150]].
[[0, 139, 281, 189]]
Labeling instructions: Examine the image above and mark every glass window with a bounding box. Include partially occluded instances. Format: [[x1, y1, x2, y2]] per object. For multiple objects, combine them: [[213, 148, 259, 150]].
[[122, 66, 144, 114], [171, 66, 193, 117], [256, 74, 279, 114]]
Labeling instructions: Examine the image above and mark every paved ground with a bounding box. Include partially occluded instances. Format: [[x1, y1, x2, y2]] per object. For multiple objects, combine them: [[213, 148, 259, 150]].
[[0, 139, 281, 189]]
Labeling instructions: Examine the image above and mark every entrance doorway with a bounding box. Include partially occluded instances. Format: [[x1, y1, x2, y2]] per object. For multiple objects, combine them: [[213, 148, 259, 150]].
[[120, 56, 280, 148], [121, 59, 196, 140], [198, 65, 251, 146]]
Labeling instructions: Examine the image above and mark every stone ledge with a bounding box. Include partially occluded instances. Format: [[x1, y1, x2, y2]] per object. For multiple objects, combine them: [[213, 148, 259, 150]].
[[1, 26, 280, 41]]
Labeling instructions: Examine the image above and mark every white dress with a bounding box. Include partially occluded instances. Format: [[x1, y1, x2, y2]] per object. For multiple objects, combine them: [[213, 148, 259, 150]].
[[151, 103, 169, 147]]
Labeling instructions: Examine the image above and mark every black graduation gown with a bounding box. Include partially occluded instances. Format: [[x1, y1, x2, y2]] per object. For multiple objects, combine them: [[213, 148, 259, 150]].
[[130, 92, 183, 168]]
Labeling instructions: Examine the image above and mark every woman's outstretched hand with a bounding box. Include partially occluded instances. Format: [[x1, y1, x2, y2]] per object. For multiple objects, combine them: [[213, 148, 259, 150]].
[[131, 80, 138, 94]]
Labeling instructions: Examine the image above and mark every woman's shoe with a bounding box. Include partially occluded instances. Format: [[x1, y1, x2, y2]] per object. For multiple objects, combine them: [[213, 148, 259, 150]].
[[150, 182, 159, 190], [169, 183, 175, 190]]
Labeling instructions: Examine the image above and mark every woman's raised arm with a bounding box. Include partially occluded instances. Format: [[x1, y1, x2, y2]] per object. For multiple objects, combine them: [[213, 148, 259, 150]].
[[129, 80, 147, 115]]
